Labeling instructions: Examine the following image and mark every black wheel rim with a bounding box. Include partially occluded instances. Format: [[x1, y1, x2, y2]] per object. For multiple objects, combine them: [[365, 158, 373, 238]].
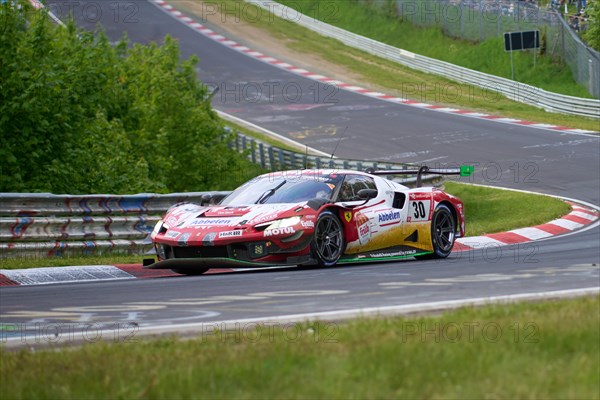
[[433, 210, 455, 253], [315, 215, 343, 262]]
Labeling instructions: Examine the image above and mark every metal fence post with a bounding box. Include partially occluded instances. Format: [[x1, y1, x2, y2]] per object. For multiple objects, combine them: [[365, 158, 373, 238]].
[[250, 139, 256, 164], [268, 147, 275, 170], [258, 143, 266, 168]]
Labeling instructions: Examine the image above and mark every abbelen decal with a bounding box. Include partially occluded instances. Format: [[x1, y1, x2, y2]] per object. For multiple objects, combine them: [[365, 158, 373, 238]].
[[191, 218, 233, 226], [378, 210, 401, 224]]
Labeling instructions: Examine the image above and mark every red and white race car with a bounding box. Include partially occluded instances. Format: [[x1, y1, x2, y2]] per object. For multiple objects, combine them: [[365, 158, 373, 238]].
[[146, 167, 471, 275]]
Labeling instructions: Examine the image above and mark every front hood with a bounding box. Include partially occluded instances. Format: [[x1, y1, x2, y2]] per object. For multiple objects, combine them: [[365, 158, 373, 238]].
[[165, 203, 305, 229]]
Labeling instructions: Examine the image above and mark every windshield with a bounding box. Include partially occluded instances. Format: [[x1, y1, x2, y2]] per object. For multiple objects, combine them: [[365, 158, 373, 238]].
[[221, 173, 343, 206]]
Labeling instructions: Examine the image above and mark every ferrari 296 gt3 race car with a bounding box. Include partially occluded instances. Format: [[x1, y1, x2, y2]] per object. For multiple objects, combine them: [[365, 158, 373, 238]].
[[146, 166, 473, 275]]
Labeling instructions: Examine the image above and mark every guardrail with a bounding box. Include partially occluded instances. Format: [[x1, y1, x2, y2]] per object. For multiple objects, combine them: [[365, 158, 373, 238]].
[[1, 132, 442, 259], [0, 192, 230, 259], [251, 1, 599, 118]]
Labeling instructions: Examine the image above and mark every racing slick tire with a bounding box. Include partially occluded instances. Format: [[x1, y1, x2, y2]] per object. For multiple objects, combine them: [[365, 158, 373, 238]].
[[416, 203, 456, 260], [310, 210, 345, 267], [170, 268, 209, 276]]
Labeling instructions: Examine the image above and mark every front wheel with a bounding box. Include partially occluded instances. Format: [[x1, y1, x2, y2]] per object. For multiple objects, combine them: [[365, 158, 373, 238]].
[[416, 204, 456, 260], [310, 210, 345, 267]]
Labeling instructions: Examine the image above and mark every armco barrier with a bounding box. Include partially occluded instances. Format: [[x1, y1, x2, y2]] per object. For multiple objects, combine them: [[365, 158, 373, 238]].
[[0, 192, 229, 259], [251, 1, 599, 117]]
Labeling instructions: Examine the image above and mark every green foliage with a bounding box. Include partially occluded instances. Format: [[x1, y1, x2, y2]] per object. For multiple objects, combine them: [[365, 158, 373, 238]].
[[0, 5, 256, 194], [582, 0, 600, 51]]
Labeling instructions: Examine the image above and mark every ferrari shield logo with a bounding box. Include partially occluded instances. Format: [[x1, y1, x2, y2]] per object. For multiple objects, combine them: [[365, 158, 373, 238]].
[[344, 212, 353, 222]]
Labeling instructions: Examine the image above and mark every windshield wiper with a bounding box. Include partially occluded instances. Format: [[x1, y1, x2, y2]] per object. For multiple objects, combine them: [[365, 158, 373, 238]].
[[256, 180, 286, 204]]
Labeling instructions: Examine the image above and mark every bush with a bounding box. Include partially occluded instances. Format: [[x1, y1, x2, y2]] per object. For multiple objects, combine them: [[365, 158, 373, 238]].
[[0, 4, 257, 194], [582, 1, 600, 51]]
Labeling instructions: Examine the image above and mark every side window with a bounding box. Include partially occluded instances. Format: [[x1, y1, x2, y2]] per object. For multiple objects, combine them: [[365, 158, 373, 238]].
[[337, 175, 377, 202]]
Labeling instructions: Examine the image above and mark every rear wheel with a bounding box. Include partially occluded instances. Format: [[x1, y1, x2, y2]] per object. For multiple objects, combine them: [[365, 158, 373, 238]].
[[310, 210, 345, 267], [170, 268, 209, 275], [416, 204, 456, 260]]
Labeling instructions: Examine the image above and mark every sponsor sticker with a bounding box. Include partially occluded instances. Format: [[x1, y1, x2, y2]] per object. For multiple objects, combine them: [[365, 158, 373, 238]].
[[218, 230, 243, 238], [409, 192, 431, 201], [264, 227, 295, 237], [165, 230, 181, 239], [210, 207, 249, 216], [358, 223, 370, 245], [249, 212, 281, 225], [368, 249, 417, 258], [378, 210, 401, 225], [301, 220, 315, 229], [191, 218, 233, 226]]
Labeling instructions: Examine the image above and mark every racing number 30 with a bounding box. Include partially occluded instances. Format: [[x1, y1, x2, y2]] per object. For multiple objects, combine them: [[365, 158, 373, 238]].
[[412, 201, 426, 219]]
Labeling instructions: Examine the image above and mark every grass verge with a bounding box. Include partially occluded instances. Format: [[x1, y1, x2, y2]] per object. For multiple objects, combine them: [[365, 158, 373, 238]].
[[180, 0, 599, 131], [279, 0, 593, 98], [1, 295, 598, 399], [0, 182, 571, 270], [444, 181, 571, 235]]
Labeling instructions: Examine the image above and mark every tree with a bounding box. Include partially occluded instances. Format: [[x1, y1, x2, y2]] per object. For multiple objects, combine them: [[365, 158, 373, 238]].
[[581, 0, 599, 51], [0, 4, 257, 194]]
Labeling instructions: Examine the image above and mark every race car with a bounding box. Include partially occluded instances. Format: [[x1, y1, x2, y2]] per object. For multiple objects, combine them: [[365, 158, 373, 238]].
[[145, 166, 472, 275]]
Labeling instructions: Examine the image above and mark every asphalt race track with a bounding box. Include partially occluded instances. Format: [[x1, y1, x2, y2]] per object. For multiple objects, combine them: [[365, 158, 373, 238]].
[[1, 0, 598, 345]]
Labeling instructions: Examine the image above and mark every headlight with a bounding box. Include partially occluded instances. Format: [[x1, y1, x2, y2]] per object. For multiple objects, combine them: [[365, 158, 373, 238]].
[[256, 216, 302, 230], [152, 220, 165, 235]]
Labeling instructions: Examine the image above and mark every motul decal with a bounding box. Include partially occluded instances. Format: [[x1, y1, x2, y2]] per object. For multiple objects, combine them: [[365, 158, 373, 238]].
[[264, 227, 295, 237]]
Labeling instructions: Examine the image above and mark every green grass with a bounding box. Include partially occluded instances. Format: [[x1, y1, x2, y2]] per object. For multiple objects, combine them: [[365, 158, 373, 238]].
[[444, 182, 571, 236], [1, 295, 598, 399], [221, 118, 303, 153], [0, 182, 570, 269], [181, 0, 599, 131], [0, 255, 142, 270], [279, 0, 593, 98]]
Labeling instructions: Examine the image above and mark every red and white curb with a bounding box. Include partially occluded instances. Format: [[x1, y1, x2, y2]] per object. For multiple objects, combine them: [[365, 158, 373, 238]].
[[454, 201, 599, 251], [0, 265, 238, 287], [1, 202, 597, 287], [149, 0, 597, 135]]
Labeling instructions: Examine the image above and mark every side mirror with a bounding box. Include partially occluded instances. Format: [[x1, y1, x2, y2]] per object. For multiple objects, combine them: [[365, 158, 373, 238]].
[[358, 189, 378, 200]]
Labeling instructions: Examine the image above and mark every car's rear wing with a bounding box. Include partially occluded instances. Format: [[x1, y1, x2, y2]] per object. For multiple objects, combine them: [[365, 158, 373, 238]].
[[365, 165, 474, 187]]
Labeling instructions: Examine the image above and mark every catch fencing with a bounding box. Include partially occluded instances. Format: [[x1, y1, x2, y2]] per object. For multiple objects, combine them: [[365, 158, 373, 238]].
[[1, 133, 437, 259], [390, 0, 600, 99], [255, 1, 599, 116]]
